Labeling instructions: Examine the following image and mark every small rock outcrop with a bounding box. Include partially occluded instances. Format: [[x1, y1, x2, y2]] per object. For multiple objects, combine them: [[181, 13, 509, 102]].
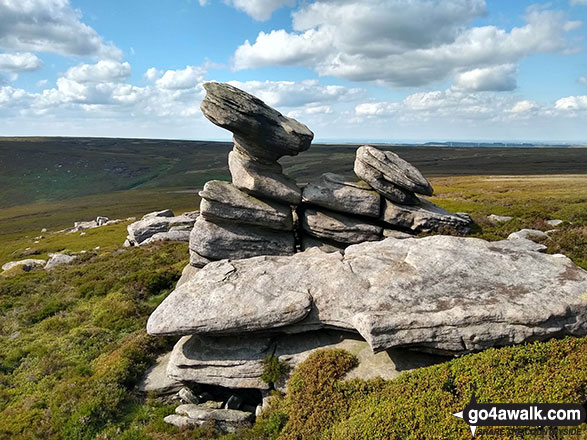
[[45, 253, 76, 270], [125, 210, 199, 246]]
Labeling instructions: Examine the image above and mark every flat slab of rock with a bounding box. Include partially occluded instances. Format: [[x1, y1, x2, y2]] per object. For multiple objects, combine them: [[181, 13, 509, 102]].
[[228, 148, 301, 205], [148, 235, 587, 354], [189, 216, 295, 261], [302, 173, 381, 217], [382, 197, 472, 234], [167, 330, 448, 391], [355, 145, 433, 196], [200, 180, 293, 230], [302, 208, 382, 244], [354, 158, 419, 204], [201, 82, 313, 162], [165, 404, 254, 433], [2, 258, 46, 272], [148, 252, 312, 336]]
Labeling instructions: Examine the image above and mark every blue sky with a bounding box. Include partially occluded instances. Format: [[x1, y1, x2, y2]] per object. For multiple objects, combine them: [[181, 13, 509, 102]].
[[1, 0, 587, 142]]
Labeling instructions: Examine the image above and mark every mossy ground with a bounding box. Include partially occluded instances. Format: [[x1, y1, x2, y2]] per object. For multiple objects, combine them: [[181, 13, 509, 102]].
[[0, 174, 586, 439]]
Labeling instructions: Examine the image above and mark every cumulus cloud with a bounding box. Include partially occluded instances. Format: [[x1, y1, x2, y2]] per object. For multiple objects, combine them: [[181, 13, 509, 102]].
[[64, 60, 131, 83], [454, 64, 518, 92], [226, 79, 364, 107], [155, 66, 207, 90], [233, 1, 580, 89], [555, 95, 587, 110], [0, 52, 43, 73], [223, 0, 295, 21], [0, 0, 121, 59]]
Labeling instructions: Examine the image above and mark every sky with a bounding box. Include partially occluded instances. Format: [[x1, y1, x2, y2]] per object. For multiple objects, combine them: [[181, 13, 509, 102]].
[[0, 0, 587, 143]]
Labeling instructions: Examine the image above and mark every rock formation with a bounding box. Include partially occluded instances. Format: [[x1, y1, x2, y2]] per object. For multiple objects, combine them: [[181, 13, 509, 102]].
[[143, 82, 516, 433]]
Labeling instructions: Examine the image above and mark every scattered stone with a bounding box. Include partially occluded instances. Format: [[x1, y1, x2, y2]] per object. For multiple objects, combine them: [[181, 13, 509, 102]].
[[302, 208, 382, 245], [228, 148, 301, 205], [507, 229, 549, 242], [189, 216, 295, 261], [96, 216, 110, 226], [2, 259, 46, 272], [200, 82, 313, 162], [45, 253, 76, 270], [302, 173, 381, 217], [79, 232, 86, 236], [138, 352, 183, 396], [487, 214, 513, 225], [179, 387, 199, 404], [200, 180, 293, 230], [72, 220, 98, 232], [382, 197, 472, 234], [41, 228, 47, 233], [148, 236, 587, 354], [546, 219, 564, 227], [355, 145, 433, 196]]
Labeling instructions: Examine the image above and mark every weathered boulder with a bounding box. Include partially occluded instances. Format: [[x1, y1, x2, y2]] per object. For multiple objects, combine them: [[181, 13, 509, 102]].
[[302, 173, 381, 217], [167, 330, 447, 391], [96, 216, 110, 226], [200, 82, 314, 162], [138, 352, 183, 396], [382, 197, 472, 234], [546, 219, 563, 227], [126, 211, 198, 246], [45, 253, 76, 270], [200, 180, 293, 230], [2, 258, 46, 272], [228, 148, 301, 205], [382, 229, 414, 239], [354, 158, 419, 204], [302, 208, 382, 245], [141, 225, 192, 245], [189, 248, 213, 268], [148, 235, 587, 354], [189, 216, 295, 261], [177, 264, 201, 288], [355, 145, 433, 196], [165, 404, 254, 433]]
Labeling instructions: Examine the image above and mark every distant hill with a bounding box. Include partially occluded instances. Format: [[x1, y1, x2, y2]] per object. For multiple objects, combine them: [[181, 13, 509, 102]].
[[2, 137, 587, 208]]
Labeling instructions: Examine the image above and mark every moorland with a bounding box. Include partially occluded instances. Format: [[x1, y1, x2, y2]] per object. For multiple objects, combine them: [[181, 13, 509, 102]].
[[1, 137, 587, 440]]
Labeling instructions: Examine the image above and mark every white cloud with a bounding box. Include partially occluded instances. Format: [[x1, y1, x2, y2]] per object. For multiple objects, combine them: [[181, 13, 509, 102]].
[[155, 66, 207, 90], [64, 60, 131, 83], [555, 95, 587, 110], [454, 64, 518, 92], [0, 0, 121, 59], [226, 79, 364, 107], [223, 0, 295, 21], [508, 100, 539, 113], [233, 2, 580, 89], [0, 52, 43, 73], [36, 79, 49, 87], [570, 0, 587, 5], [579, 75, 587, 84]]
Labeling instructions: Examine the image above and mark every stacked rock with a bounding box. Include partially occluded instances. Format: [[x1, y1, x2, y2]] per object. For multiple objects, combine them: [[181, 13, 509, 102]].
[[189, 82, 313, 267]]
